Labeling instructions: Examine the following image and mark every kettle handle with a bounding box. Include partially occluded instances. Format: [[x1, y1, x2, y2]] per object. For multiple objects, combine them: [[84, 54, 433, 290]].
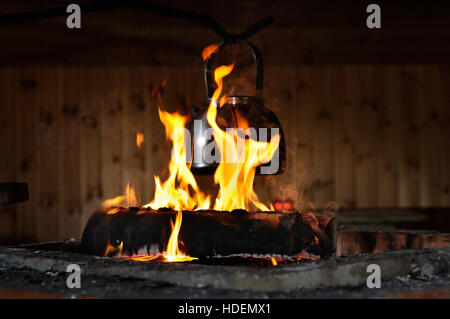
[[204, 39, 263, 99]]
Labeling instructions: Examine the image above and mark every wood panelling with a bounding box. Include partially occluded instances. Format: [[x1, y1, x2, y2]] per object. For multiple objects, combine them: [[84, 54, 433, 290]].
[[0, 69, 17, 239], [0, 65, 449, 241], [1, 1, 450, 66]]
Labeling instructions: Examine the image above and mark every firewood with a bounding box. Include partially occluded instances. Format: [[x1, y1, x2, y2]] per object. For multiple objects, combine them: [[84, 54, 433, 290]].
[[81, 207, 336, 258]]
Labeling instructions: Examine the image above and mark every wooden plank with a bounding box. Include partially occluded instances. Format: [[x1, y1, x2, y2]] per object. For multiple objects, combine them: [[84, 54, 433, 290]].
[[440, 66, 450, 206], [15, 66, 39, 240], [36, 67, 60, 240], [334, 66, 356, 209], [430, 65, 446, 208], [280, 66, 299, 207], [311, 66, 335, 208], [79, 67, 102, 235], [354, 66, 378, 208], [418, 66, 445, 207], [134, 67, 148, 202], [371, 67, 391, 208], [140, 66, 152, 205], [140, 65, 154, 202], [142, 66, 168, 204], [378, 66, 401, 208], [398, 67, 421, 207], [291, 66, 315, 208], [0, 68, 18, 240], [11, 68, 25, 240], [99, 67, 124, 204], [59, 67, 82, 239], [0, 68, 16, 182], [121, 66, 146, 206]]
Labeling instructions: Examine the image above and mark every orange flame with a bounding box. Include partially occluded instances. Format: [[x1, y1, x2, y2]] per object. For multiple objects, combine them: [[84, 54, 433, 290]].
[[104, 211, 197, 262], [104, 240, 123, 257], [270, 257, 278, 266], [136, 132, 144, 148], [123, 255, 160, 262], [205, 64, 281, 211], [102, 195, 124, 208], [102, 45, 281, 262], [314, 236, 319, 245], [102, 182, 138, 208], [105, 208, 120, 215], [126, 182, 138, 207], [202, 43, 220, 61], [143, 109, 210, 211], [163, 211, 197, 262]]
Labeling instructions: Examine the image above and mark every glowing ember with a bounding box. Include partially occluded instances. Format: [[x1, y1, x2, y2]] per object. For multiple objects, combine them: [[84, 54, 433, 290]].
[[105, 207, 120, 215], [104, 240, 123, 257]]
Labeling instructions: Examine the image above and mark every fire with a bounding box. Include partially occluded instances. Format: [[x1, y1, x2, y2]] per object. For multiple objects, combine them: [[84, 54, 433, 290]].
[[202, 43, 220, 61], [104, 211, 197, 262], [205, 64, 281, 211], [143, 109, 210, 211], [270, 257, 278, 266], [104, 240, 123, 257], [105, 207, 120, 215], [102, 182, 138, 208], [101, 45, 281, 263], [143, 62, 279, 213], [102, 195, 124, 208], [163, 210, 197, 262], [136, 132, 144, 148], [126, 182, 138, 207]]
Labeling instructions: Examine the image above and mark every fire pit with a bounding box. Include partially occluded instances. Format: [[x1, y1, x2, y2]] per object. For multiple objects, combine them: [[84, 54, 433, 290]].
[[67, 38, 332, 266], [0, 229, 449, 297]]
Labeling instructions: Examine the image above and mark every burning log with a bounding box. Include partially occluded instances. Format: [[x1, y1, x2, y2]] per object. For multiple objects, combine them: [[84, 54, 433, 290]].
[[80, 207, 336, 259]]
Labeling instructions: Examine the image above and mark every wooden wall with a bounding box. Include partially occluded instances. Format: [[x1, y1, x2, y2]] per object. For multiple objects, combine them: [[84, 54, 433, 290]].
[[0, 65, 449, 241]]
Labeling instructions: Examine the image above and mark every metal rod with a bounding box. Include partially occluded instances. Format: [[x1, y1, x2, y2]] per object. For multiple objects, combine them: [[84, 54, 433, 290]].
[[125, 0, 229, 40], [0, 0, 273, 42]]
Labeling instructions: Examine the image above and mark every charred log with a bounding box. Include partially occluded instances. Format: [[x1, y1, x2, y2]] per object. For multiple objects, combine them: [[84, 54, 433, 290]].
[[81, 207, 335, 259]]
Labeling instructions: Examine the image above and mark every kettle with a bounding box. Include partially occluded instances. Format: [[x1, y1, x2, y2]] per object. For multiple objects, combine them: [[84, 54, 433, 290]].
[[187, 39, 286, 175]]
